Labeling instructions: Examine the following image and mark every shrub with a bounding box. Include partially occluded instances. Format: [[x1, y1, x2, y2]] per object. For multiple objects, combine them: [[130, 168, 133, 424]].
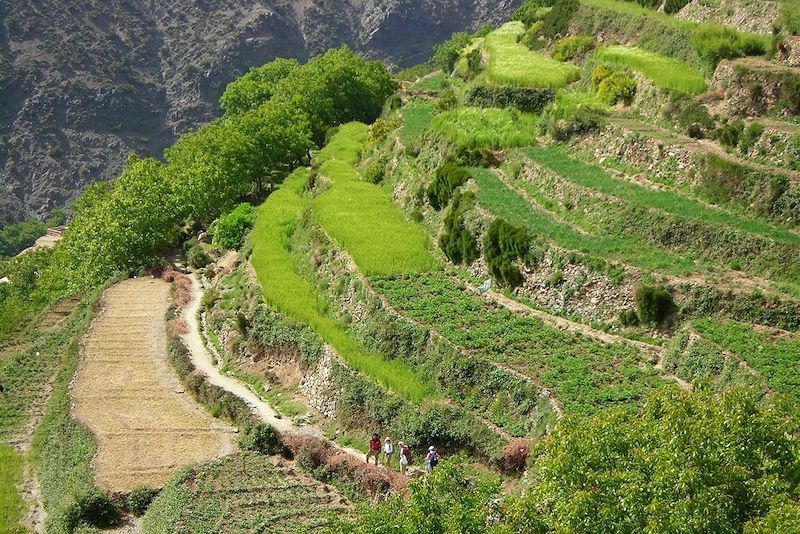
[[619, 309, 640, 326], [691, 27, 767, 69], [431, 32, 472, 72], [213, 203, 256, 250], [552, 35, 595, 61], [549, 107, 606, 141], [364, 161, 385, 184], [466, 48, 483, 77], [427, 161, 472, 210], [465, 85, 555, 113], [738, 122, 764, 154], [436, 89, 458, 112], [713, 119, 744, 151], [483, 218, 531, 288], [597, 71, 637, 105], [635, 286, 674, 324], [239, 422, 283, 455], [663, 0, 690, 14], [187, 245, 211, 269], [513, 0, 556, 26], [667, 97, 714, 138], [64, 492, 120, 531], [440, 192, 480, 265], [126, 487, 159, 517], [591, 64, 613, 90], [537, 0, 580, 40]]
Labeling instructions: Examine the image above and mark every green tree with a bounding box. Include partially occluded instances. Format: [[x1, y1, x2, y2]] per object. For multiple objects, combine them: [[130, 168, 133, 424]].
[[51, 156, 179, 289], [431, 32, 472, 73], [219, 58, 300, 115], [232, 100, 314, 193], [513, 388, 800, 533], [212, 203, 256, 250]]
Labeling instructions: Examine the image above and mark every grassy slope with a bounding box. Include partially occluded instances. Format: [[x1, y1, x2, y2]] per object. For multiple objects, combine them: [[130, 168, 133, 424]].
[[595, 45, 707, 94], [472, 167, 700, 275], [314, 122, 439, 276], [372, 273, 665, 415], [142, 454, 347, 534], [250, 169, 433, 403], [400, 100, 435, 146], [0, 445, 25, 533], [484, 22, 580, 88], [430, 108, 539, 150], [525, 147, 800, 246]]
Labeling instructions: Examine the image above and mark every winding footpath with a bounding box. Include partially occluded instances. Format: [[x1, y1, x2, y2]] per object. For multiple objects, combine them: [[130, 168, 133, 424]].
[[179, 274, 364, 460]]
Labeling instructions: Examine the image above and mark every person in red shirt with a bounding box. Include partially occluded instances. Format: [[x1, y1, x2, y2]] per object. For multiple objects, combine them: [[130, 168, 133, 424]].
[[366, 433, 381, 465]]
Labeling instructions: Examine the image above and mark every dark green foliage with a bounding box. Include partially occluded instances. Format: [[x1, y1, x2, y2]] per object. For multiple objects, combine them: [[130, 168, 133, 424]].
[[187, 245, 211, 269], [435, 89, 458, 112], [635, 285, 674, 324], [618, 309, 640, 326], [667, 97, 714, 138], [431, 32, 472, 72], [427, 161, 471, 210], [363, 161, 385, 184], [238, 422, 283, 455], [126, 487, 159, 517], [551, 35, 595, 61], [537, 0, 580, 40], [212, 203, 256, 250], [738, 122, 764, 154], [778, 71, 800, 114], [0, 209, 64, 257], [549, 107, 606, 141], [513, 0, 556, 26], [466, 48, 482, 77], [464, 85, 555, 113], [219, 58, 300, 115], [713, 119, 744, 150], [439, 192, 479, 266], [691, 27, 767, 69], [663, 0, 690, 14], [483, 219, 530, 288], [64, 492, 120, 531]]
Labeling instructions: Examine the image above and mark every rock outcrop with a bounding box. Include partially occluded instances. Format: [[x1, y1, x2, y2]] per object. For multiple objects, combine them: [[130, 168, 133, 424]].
[[0, 0, 520, 224]]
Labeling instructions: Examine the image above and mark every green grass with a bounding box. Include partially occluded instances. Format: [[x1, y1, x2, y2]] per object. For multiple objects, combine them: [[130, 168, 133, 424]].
[[314, 123, 439, 276], [250, 169, 434, 403], [400, 100, 435, 146], [430, 107, 539, 150], [693, 319, 800, 402], [552, 90, 609, 117], [595, 45, 707, 94], [142, 453, 347, 533], [471, 166, 700, 275], [410, 73, 449, 93], [372, 273, 666, 415], [483, 22, 580, 88], [0, 445, 25, 533], [525, 146, 800, 246]]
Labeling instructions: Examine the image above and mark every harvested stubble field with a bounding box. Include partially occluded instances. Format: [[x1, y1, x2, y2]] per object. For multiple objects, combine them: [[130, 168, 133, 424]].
[[71, 278, 236, 493]]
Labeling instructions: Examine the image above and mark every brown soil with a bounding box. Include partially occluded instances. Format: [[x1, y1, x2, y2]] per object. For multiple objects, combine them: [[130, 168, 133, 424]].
[[71, 277, 236, 493]]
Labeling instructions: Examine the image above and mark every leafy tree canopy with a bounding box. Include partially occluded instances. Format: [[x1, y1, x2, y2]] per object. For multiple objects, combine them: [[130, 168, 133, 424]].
[[219, 58, 300, 116]]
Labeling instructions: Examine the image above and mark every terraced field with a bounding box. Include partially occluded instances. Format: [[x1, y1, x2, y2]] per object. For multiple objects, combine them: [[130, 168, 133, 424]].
[[142, 453, 348, 533], [595, 46, 706, 94], [71, 278, 236, 492]]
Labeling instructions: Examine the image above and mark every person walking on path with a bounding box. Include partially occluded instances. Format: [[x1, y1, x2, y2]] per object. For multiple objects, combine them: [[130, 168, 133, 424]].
[[398, 442, 410, 475], [383, 436, 394, 468], [424, 446, 439, 473], [366, 433, 381, 465]]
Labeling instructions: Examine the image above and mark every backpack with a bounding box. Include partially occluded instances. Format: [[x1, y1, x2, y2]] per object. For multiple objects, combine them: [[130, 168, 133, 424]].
[[429, 453, 439, 467]]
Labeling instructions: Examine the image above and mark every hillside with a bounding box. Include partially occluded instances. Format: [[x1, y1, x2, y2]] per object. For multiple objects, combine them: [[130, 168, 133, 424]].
[[2, 0, 800, 532], [0, 0, 520, 225]]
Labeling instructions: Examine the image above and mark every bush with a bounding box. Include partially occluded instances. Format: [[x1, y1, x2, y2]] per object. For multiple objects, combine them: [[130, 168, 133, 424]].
[[440, 192, 480, 265], [635, 286, 674, 324], [464, 85, 555, 113], [483, 218, 531, 288], [126, 487, 159, 517], [436, 89, 458, 112], [738, 122, 764, 154], [427, 161, 472, 210], [239, 422, 284, 455], [667, 97, 714, 138], [431, 32, 471, 72], [691, 27, 767, 69], [64, 492, 120, 531], [619, 309, 640, 326], [187, 245, 211, 269], [597, 71, 637, 105], [663, 0, 690, 14], [213, 203, 256, 250], [364, 161, 385, 184], [549, 107, 606, 141], [552, 35, 595, 61], [513, 0, 556, 26], [713, 119, 745, 151], [536, 0, 580, 40]]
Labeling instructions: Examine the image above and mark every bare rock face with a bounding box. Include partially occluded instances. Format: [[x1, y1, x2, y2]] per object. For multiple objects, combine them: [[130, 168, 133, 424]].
[[0, 0, 520, 223]]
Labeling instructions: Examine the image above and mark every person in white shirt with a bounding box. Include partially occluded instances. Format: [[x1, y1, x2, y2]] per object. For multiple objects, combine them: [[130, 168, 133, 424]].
[[382, 436, 394, 468]]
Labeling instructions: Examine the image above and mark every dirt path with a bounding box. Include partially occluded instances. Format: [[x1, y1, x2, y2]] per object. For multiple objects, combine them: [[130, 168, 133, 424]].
[[71, 278, 237, 493], [180, 274, 364, 461]]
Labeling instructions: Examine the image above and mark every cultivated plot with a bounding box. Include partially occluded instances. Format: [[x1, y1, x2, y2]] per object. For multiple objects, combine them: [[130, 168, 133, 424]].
[[71, 278, 236, 492]]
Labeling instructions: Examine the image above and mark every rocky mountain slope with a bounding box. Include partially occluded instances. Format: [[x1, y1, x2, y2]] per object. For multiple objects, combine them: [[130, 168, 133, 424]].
[[0, 0, 519, 225]]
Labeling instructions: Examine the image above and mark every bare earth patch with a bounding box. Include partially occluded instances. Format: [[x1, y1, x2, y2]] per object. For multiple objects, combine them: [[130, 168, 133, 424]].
[[71, 277, 236, 493]]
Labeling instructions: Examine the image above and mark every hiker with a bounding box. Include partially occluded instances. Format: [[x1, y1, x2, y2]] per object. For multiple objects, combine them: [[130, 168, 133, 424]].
[[383, 436, 394, 468], [366, 433, 381, 465], [398, 442, 410, 475], [424, 446, 439, 473]]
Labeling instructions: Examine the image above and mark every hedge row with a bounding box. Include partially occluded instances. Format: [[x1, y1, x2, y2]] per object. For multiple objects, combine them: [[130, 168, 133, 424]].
[[465, 85, 555, 113]]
